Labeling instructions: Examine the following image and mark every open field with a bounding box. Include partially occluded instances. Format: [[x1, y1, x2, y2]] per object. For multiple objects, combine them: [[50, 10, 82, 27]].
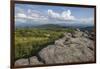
[[15, 28, 75, 60]]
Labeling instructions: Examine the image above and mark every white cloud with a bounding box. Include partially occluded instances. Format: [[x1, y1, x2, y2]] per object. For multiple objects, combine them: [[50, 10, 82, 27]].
[[15, 13, 27, 23], [15, 18, 27, 23], [15, 7, 25, 14], [16, 13, 27, 18], [15, 8, 49, 23], [48, 9, 60, 18], [15, 7, 93, 25], [27, 9, 31, 14], [61, 10, 75, 20], [48, 9, 75, 21], [48, 9, 94, 24], [77, 17, 94, 23]]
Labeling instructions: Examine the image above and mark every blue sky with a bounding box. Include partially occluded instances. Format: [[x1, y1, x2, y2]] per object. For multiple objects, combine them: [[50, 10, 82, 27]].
[[15, 4, 94, 25]]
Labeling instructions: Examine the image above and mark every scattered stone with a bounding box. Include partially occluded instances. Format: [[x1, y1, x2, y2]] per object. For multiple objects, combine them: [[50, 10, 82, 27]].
[[29, 56, 43, 65], [15, 58, 29, 66]]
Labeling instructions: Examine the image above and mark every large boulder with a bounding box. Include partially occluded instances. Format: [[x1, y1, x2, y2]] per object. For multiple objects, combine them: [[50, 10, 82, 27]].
[[38, 31, 95, 64]]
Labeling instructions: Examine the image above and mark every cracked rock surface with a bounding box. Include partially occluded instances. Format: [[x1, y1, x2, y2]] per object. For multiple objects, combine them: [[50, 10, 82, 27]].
[[15, 29, 95, 66]]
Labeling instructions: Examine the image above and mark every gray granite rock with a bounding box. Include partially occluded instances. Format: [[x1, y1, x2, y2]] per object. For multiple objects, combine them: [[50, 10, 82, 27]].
[[29, 56, 43, 65], [15, 58, 29, 66], [15, 30, 95, 66], [38, 30, 95, 64]]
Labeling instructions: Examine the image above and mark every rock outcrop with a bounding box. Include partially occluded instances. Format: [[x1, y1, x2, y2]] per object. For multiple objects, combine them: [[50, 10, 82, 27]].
[[15, 29, 95, 66], [38, 29, 95, 64]]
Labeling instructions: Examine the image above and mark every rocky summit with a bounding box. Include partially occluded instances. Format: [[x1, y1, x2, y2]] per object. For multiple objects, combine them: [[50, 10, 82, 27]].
[[15, 29, 95, 66]]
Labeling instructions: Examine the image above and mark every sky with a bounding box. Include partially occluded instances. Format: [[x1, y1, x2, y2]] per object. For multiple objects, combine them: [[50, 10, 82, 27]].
[[15, 3, 94, 26]]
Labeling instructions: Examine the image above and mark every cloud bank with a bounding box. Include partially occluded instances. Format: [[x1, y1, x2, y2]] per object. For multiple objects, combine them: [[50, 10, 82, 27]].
[[15, 7, 94, 25], [48, 9, 75, 21]]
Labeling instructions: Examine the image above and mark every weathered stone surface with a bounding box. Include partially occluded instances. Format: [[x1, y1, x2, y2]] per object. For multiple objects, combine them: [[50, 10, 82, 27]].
[[15, 30, 95, 66], [15, 58, 29, 66], [29, 56, 43, 65], [15, 56, 44, 66], [38, 30, 95, 64]]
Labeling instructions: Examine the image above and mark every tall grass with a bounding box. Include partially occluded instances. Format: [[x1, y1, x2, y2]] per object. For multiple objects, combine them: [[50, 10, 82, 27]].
[[15, 28, 74, 60]]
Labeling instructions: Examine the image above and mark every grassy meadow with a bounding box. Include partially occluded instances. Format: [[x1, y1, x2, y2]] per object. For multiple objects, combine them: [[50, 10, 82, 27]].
[[15, 27, 75, 60]]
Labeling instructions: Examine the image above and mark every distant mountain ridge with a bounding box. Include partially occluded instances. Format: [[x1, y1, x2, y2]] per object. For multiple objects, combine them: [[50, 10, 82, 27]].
[[80, 26, 94, 32], [34, 24, 64, 28], [15, 22, 94, 31]]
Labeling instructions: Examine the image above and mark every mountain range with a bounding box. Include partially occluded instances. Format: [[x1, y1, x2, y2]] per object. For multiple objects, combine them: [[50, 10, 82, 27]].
[[15, 22, 94, 31]]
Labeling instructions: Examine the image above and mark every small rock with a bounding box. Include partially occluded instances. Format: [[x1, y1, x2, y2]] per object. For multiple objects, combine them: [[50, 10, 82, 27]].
[[76, 28, 80, 32], [29, 56, 43, 65], [15, 58, 29, 66], [72, 31, 83, 37]]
